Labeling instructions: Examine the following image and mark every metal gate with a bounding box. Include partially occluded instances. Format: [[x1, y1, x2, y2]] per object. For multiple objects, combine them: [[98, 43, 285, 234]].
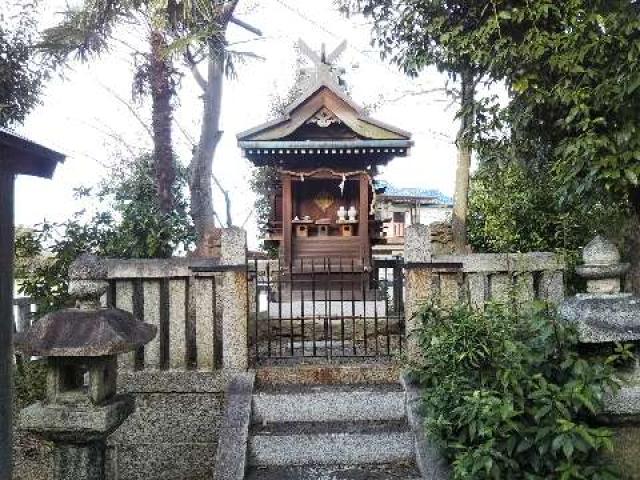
[[247, 257, 405, 363]]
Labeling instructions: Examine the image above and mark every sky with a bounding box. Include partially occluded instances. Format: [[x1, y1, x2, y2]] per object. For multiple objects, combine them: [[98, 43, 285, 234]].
[[14, 0, 460, 248]]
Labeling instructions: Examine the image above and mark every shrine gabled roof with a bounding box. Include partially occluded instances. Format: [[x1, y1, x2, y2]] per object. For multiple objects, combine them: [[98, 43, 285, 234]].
[[237, 75, 413, 156]]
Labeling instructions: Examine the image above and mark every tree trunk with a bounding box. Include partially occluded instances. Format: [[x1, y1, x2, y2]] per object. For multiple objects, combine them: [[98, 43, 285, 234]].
[[189, 0, 240, 249], [452, 69, 474, 253], [190, 43, 224, 241], [149, 29, 175, 215], [627, 187, 640, 294]]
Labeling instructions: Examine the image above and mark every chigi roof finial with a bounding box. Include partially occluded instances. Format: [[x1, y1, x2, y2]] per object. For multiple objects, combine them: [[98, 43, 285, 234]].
[[297, 39, 347, 86]]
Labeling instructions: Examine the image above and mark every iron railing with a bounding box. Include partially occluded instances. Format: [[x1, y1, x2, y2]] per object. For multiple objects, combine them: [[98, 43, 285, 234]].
[[247, 256, 405, 363]]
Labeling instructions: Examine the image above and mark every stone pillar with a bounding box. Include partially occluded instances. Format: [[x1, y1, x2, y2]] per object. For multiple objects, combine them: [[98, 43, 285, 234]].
[[404, 225, 434, 365], [559, 236, 640, 478], [221, 228, 249, 371], [15, 255, 156, 480]]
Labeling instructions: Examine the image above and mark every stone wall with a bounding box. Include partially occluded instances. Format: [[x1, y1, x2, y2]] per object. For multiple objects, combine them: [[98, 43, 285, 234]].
[[103, 228, 248, 479], [104, 261, 228, 480], [106, 372, 229, 480], [404, 224, 566, 363]]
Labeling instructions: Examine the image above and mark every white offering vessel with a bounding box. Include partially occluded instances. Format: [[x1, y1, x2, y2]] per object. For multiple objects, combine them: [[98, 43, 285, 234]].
[[337, 206, 347, 222], [348, 206, 357, 222]]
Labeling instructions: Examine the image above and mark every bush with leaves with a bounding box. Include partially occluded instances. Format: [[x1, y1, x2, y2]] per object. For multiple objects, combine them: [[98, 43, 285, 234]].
[[15, 151, 195, 314], [413, 301, 628, 479], [13, 361, 47, 412], [468, 161, 629, 292]]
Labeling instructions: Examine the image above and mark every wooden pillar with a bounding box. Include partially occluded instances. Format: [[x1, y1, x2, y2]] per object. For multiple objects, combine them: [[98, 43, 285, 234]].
[[0, 170, 15, 479], [282, 173, 292, 267], [359, 174, 369, 267]]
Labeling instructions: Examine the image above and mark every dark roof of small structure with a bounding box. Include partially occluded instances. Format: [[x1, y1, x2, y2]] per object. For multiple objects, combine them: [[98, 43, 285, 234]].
[[376, 180, 453, 205], [0, 127, 65, 177]]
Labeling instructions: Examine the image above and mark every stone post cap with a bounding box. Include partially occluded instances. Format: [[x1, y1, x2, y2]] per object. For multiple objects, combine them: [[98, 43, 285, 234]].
[[576, 236, 629, 281], [404, 224, 432, 263], [582, 236, 620, 266], [221, 227, 247, 265], [69, 254, 108, 280]]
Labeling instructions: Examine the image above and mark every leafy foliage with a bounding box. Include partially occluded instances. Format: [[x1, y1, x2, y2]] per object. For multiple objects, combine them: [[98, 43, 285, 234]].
[[15, 152, 195, 314], [413, 301, 627, 479], [249, 164, 279, 256], [468, 161, 629, 290], [0, 1, 49, 126], [13, 361, 47, 411], [343, 0, 640, 211]]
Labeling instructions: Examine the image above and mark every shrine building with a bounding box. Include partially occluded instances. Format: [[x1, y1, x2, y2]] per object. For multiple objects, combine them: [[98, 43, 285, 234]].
[[238, 42, 412, 270]]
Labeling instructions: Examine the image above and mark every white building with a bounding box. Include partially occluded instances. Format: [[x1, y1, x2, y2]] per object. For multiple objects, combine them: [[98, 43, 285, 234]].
[[373, 181, 452, 257]]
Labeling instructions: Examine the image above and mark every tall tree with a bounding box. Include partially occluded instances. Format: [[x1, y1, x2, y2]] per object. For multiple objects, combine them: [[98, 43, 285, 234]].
[[339, 0, 491, 251], [149, 27, 175, 213], [395, 0, 640, 289], [0, 1, 49, 127], [342, 1, 640, 268], [42, 1, 258, 245], [183, 0, 241, 241], [40, 0, 183, 214]]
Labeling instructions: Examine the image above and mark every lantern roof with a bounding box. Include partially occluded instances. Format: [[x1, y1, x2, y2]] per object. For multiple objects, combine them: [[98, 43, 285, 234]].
[[15, 308, 157, 357]]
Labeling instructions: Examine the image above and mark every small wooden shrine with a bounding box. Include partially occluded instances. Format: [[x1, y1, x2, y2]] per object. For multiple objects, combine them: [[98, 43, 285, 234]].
[[238, 41, 412, 269]]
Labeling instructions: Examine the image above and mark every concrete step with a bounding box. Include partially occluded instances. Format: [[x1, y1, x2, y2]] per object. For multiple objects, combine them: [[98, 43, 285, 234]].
[[252, 383, 405, 424], [246, 462, 421, 479], [249, 421, 414, 467]]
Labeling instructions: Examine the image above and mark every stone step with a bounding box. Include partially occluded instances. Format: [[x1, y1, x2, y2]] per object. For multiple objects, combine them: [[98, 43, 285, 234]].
[[252, 383, 405, 424], [249, 421, 415, 467], [245, 462, 421, 479]]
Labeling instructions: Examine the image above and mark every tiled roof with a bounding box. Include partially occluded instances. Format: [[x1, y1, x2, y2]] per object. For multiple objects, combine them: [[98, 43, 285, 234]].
[[375, 180, 453, 205]]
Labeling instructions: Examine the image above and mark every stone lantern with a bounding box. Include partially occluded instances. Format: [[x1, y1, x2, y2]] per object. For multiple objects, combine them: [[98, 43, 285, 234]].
[[559, 236, 640, 478], [560, 235, 640, 343], [15, 254, 157, 480]]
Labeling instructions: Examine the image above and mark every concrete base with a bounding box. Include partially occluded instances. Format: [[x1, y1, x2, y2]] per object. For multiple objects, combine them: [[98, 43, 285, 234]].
[[20, 396, 134, 443], [402, 375, 450, 480], [53, 442, 106, 480], [106, 392, 223, 480], [106, 374, 227, 480], [611, 425, 640, 479]]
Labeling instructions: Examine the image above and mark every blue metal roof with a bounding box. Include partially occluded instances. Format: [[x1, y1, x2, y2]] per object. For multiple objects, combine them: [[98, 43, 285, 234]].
[[375, 180, 453, 205]]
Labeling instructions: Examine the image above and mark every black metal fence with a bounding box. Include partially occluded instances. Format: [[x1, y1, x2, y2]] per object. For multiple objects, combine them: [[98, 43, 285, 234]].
[[247, 257, 405, 363]]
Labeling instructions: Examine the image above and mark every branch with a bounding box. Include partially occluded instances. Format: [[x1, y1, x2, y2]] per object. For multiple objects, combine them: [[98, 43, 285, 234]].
[[212, 174, 233, 227], [229, 16, 263, 36], [383, 87, 448, 104], [213, 210, 225, 228], [240, 208, 254, 228], [221, 0, 241, 24], [173, 118, 196, 148], [95, 80, 154, 140], [185, 46, 208, 91]]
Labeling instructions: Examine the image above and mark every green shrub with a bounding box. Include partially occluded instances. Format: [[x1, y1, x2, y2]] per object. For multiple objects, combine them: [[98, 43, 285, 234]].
[[413, 301, 626, 480], [14, 360, 47, 411]]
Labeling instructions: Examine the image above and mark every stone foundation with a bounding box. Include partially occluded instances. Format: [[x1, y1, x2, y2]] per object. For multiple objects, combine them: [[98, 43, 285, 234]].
[[106, 372, 229, 480], [610, 425, 640, 478]]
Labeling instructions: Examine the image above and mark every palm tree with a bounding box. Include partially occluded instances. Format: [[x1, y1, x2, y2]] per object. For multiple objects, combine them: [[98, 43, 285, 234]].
[[40, 0, 234, 217]]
